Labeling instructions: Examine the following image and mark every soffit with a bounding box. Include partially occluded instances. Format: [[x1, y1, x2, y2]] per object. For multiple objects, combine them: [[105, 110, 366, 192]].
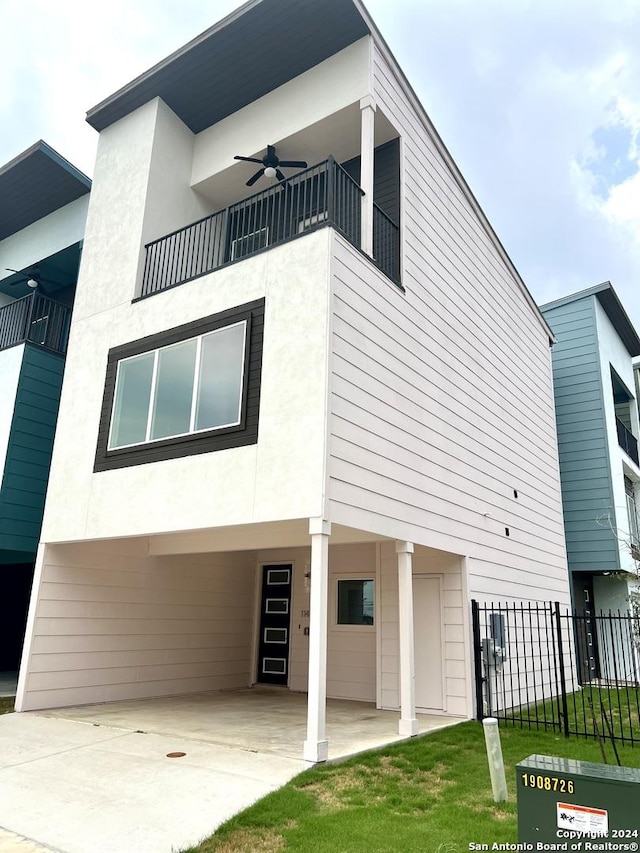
[[0, 141, 91, 242], [86, 0, 370, 134], [541, 282, 640, 358]]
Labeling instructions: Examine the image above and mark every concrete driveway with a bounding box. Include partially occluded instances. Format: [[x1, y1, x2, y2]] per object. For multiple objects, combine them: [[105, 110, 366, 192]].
[[0, 688, 463, 852], [0, 711, 305, 853]]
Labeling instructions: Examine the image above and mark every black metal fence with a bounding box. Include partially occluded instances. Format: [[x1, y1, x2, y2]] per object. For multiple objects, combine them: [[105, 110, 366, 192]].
[[0, 293, 71, 354], [472, 600, 640, 747], [142, 156, 400, 297]]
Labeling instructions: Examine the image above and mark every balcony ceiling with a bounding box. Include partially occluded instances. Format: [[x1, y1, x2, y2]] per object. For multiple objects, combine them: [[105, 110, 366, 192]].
[[0, 244, 82, 300], [0, 141, 90, 242], [86, 0, 371, 134], [194, 103, 398, 208]]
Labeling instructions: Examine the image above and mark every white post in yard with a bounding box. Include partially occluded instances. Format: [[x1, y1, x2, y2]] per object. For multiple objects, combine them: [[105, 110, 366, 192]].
[[360, 95, 376, 257], [397, 540, 419, 736], [304, 517, 331, 763]]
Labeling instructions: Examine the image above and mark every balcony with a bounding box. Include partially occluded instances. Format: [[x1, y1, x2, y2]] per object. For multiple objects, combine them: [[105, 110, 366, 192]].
[[616, 416, 639, 465], [141, 157, 400, 298], [0, 292, 71, 355]]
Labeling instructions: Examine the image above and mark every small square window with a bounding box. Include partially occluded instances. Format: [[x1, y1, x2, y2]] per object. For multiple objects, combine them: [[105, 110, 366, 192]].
[[264, 628, 288, 644], [262, 657, 286, 675], [337, 579, 374, 626], [265, 598, 289, 615], [267, 568, 290, 586]]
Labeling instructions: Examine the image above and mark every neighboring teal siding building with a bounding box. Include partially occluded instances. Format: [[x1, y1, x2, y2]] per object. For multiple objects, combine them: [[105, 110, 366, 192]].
[[541, 283, 640, 677], [0, 346, 66, 560], [545, 296, 620, 572], [0, 141, 89, 671]]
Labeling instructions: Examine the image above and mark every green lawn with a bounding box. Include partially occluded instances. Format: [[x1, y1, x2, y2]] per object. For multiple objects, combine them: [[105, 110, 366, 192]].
[[502, 685, 640, 748], [0, 697, 14, 715], [180, 720, 640, 853]]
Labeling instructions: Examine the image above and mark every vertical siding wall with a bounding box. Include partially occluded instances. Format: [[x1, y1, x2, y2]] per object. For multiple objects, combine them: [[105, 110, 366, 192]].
[[19, 539, 255, 711], [327, 45, 570, 607], [379, 543, 467, 715], [541, 298, 619, 572]]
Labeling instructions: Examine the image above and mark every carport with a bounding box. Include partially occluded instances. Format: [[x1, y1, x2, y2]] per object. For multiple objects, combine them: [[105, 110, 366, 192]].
[[35, 685, 463, 761]]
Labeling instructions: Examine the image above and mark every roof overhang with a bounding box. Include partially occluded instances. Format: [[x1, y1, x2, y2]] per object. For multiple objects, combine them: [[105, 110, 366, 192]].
[[85, 0, 553, 344], [86, 0, 371, 134], [0, 141, 91, 241], [541, 281, 640, 357]]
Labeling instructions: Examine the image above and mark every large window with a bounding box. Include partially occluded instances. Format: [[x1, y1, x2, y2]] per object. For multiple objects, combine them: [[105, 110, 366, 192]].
[[94, 299, 264, 471], [109, 322, 246, 449]]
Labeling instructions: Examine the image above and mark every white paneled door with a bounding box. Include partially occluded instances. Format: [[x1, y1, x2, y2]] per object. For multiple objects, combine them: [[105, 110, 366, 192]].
[[413, 574, 444, 711]]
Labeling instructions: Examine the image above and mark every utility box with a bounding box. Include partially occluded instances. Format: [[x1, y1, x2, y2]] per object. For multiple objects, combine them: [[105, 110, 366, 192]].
[[516, 754, 640, 842]]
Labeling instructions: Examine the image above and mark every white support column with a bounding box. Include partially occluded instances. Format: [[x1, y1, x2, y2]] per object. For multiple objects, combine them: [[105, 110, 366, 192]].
[[304, 517, 331, 763], [360, 95, 376, 257], [396, 540, 419, 736]]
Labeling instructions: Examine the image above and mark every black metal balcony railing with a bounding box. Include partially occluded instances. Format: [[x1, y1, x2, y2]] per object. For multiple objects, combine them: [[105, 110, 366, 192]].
[[373, 202, 400, 284], [0, 292, 71, 355], [142, 157, 400, 297], [616, 416, 639, 465]]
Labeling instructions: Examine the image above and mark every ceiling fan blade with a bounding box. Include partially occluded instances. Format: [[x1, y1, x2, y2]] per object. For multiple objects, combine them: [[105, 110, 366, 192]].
[[234, 155, 263, 164], [246, 169, 264, 187], [278, 160, 308, 169], [275, 169, 287, 182]]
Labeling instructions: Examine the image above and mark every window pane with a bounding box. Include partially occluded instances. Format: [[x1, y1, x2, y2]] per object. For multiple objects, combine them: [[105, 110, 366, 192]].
[[195, 323, 246, 431], [150, 339, 197, 440], [110, 353, 154, 448], [337, 579, 374, 625]]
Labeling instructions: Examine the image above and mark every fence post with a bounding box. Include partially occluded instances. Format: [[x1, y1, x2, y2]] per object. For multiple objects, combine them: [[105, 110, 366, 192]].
[[553, 602, 570, 737], [471, 600, 484, 720]]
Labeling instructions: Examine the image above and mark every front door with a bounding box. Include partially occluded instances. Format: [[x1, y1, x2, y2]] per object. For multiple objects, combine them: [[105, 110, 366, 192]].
[[575, 576, 600, 683], [257, 563, 292, 685]]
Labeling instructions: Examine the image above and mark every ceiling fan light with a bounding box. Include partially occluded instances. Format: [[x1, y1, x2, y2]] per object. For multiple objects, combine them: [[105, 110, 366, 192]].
[[263, 166, 277, 179], [27, 278, 39, 289]]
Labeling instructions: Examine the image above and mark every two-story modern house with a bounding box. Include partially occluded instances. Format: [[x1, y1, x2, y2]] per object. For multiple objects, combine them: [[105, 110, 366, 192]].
[[16, 0, 570, 762], [0, 141, 90, 673], [541, 283, 640, 681]]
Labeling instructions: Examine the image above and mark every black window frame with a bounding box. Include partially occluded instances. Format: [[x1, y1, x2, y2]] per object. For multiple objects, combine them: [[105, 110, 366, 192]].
[[94, 298, 264, 471]]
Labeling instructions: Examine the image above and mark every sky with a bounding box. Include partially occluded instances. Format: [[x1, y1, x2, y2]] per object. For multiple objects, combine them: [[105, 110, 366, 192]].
[[2, 0, 640, 331]]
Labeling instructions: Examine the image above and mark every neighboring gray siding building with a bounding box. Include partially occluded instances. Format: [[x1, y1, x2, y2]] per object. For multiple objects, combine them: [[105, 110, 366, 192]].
[[541, 283, 640, 677]]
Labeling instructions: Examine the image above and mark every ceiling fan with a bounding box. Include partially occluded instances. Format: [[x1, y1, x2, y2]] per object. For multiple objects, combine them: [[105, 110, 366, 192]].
[[234, 144, 307, 187], [5, 267, 55, 295]]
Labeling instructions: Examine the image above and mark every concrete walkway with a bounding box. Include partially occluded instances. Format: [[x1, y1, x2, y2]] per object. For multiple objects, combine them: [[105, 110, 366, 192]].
[[0, 712, 305, 853]]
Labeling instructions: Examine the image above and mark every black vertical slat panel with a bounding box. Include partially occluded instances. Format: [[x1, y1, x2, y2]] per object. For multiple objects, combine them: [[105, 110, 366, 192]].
[[471, 600, 483, 720]]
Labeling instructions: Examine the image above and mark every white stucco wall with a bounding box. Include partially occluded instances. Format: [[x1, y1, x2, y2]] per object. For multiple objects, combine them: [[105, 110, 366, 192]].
[[42, 229, 332, 543], [0, 344, 24, 479]]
